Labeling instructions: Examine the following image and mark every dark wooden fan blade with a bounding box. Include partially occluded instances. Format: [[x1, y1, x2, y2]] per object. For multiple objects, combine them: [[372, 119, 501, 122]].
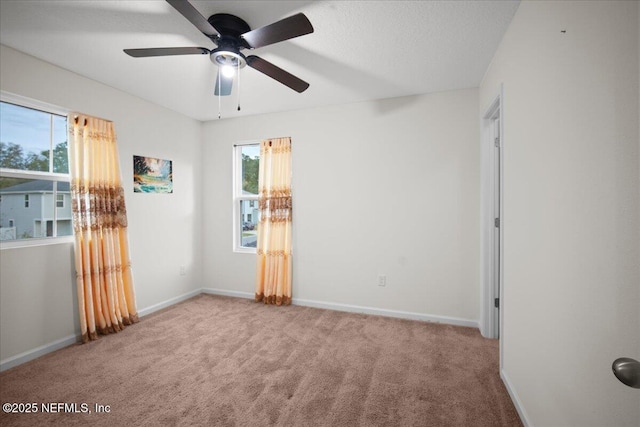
[[214, 71, 233, 96], [166, 0, 219, 38], [246, 55, 309, 93], [241, 13, 313, 49], [124, 47, 210, 57]]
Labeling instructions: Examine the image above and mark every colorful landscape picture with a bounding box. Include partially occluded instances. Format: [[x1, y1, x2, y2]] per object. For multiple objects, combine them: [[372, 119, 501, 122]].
[[133, 155, 173, 193]]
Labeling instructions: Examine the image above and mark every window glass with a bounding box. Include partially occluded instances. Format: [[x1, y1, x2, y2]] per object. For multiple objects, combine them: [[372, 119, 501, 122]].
[[234, 144, 259, 252], [53, 115, 69, 174], [0, 101, 70, 243], [240, 200, 259, 248], [241, 145, 259, 196], [1, 102, 53, 172], [1, 178, 71, 240]]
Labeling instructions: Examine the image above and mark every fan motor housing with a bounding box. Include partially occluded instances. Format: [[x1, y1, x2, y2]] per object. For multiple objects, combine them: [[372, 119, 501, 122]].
[[207, 13, 251, 42]]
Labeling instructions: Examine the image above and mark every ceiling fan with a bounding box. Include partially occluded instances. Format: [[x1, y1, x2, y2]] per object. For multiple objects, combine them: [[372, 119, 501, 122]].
[[124, 0, 314, 96]]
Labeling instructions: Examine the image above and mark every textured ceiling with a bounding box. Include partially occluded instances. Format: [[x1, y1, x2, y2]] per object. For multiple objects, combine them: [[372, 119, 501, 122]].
[[0, 0, 520, 121]]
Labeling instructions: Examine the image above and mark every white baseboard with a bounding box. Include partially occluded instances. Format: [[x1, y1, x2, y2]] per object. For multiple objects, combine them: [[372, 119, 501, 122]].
[[0, 334, 80, 372], [201, 289, 477, 328], [202, 287, 254, 300], [293, 297, 479, 329], [501, 368, 531, 427], [201, 289, 478, 328], [137, 289, 202, 317]]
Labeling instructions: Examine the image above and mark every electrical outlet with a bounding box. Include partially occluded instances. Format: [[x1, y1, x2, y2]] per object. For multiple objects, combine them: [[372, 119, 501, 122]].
[[179, 265, 186, 276], [378, 275, 386, 287]]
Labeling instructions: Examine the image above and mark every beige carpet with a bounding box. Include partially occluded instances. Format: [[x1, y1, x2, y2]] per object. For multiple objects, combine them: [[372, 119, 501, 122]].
[[0, 294, 522, 426]]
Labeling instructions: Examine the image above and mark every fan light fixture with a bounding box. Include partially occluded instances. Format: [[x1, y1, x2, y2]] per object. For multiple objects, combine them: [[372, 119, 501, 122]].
[[210, 48, 246, 70], [210, 48, 245, 87], [211, 48, 246, 117], [221, 65, 236, 78]]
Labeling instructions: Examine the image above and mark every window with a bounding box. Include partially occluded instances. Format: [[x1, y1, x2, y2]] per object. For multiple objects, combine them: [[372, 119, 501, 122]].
[[233, 143, 260, 252], [0, 95, 72, 245]]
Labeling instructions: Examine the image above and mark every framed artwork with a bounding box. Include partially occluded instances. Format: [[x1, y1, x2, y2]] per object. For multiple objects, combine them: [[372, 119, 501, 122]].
[[133, 155, 173, 193]]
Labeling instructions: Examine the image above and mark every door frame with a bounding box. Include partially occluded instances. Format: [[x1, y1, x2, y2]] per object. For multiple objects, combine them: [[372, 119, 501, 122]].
[[480, 86, 504, 353]]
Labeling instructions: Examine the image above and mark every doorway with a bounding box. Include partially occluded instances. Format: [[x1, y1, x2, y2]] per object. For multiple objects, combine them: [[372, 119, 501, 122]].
[[481, 89, 503, 342], [491, 115, 501, 338]]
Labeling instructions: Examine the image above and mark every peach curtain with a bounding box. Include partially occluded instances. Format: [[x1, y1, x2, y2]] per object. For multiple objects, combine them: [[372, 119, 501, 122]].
[[255, 137, 292, 305], [68, 114, 138, 343]]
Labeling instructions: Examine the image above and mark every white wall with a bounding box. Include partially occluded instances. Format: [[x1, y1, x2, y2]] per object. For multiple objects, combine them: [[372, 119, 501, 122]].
[[202, 89, 480, 324], [480, 1, 639, 426], [0, 45, 203, 362]]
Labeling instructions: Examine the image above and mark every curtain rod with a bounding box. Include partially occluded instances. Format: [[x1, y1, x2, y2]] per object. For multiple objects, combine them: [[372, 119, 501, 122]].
[[263, 137, 292, 147], [233, 137, 292, 148], [71, 112, 113, 126], [263, 137, 291, 141]]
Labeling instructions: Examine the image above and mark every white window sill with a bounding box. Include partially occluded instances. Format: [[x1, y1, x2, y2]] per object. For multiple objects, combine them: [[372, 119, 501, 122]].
[[233, 247, 257, 254], [0, 235, 74, 250]]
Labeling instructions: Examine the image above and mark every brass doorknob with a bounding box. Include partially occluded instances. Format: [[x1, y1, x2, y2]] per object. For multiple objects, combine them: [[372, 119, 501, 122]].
[[612, 357, 640, 389]]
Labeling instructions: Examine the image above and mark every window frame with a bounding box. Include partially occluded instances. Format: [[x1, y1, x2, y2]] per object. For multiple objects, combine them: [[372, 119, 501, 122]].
[[232, 142, 260, 253], [0, 91, 73, 249]]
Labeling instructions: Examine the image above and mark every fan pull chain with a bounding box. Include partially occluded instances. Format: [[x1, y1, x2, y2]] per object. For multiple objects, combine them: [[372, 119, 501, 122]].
[[237, 61, 241, 111], [218, 69, 221, 119]]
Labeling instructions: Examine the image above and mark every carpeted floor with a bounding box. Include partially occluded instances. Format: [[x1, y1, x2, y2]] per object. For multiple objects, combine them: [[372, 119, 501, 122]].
[[0, 294, 522, 426]]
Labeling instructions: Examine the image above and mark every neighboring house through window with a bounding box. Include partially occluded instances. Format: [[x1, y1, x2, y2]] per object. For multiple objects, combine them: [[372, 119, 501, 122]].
[[0, 95, 72, 244], [233, 143, 260, 252]]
